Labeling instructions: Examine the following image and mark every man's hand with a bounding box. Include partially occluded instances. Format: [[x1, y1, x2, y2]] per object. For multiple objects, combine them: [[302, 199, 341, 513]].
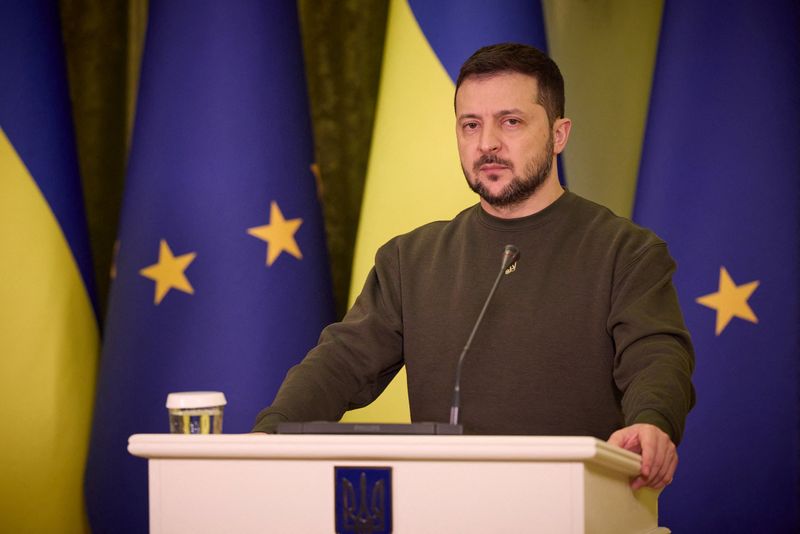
[[607, 423, 677, 490]]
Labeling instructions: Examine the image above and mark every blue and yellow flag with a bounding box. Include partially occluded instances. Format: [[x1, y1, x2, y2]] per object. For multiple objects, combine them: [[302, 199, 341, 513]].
[[84, 2, 334, 532], [634, 1, 799, 530], [344, 0, 548, 423], [0, 2, 99, 532]]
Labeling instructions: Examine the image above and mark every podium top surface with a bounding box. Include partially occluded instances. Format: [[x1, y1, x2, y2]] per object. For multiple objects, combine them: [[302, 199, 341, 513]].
[[128, 434, 641, 475]]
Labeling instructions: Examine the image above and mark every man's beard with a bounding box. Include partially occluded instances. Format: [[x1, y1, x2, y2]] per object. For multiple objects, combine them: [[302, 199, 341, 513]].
[[464, 133, 554, 209]]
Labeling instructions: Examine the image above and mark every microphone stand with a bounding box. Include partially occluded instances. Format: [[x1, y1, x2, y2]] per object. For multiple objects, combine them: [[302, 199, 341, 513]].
[[449, 245, 520, 427]]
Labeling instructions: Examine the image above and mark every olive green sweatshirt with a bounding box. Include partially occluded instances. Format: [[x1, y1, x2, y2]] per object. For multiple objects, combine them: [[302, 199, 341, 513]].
[[253, 191, 695, 442]]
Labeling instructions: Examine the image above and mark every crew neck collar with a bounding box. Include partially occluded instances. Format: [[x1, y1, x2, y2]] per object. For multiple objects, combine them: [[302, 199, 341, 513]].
[[475, 190, 574, 231]]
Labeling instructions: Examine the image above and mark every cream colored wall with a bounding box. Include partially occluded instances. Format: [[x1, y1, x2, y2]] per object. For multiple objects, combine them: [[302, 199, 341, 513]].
[[543, 0, 663, 218]]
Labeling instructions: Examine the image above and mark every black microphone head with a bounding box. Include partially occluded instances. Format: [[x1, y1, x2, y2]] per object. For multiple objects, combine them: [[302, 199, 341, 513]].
[[503, 244, 520, 267]]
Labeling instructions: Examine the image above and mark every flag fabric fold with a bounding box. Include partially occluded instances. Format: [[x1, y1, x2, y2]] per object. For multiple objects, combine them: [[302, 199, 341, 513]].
[[343, 0, 549, 423], [84, 2, 334, 532], [633, 1, 799, 530], [0, 2, 99, 532]]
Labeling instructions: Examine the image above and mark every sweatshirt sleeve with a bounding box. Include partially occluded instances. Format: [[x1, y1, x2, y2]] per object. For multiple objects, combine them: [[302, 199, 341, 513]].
[[608, 242, 696, 444], [252, 240, 406, 433]]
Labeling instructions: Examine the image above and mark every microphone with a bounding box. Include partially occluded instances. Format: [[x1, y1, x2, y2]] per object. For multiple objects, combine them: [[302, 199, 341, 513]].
[[449, 244, 520, 427]]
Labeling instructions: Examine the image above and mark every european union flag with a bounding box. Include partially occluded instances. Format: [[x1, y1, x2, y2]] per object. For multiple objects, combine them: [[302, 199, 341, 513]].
[[634, 1, 799, 531], [84, 2, 334, 532]]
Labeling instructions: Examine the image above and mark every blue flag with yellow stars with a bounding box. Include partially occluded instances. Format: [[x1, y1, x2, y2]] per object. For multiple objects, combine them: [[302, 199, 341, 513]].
[[633, 0, 799, 531], [84, 2, 334, 532]]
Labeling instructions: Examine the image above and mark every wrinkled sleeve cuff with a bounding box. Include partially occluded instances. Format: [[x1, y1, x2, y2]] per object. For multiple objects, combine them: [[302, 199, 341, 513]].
[[251, 411, 288, 434], [631, 409, 677, 443]]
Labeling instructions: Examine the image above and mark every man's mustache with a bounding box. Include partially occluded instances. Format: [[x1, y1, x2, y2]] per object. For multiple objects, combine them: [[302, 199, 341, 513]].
[[473, 154, 513, 173]]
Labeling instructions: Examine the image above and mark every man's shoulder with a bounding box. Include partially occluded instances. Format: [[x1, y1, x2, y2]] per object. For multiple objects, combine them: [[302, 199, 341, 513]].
[[567, 192, 664, 246], [381, 204, 478, 251]]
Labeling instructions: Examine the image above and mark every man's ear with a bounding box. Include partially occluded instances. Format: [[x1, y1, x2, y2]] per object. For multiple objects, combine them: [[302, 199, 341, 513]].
[[553, 117, 572, 155]]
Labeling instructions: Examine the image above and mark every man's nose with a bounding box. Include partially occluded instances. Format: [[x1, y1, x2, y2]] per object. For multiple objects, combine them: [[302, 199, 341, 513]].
[[479, 126, 501, 153]]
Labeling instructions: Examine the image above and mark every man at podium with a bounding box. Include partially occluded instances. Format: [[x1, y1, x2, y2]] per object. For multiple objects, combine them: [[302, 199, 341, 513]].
[[253, 43, 695, 492]]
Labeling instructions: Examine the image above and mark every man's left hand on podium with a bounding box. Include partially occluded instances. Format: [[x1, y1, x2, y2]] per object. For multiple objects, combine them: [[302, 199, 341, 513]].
[[608, 423, 677, 491]]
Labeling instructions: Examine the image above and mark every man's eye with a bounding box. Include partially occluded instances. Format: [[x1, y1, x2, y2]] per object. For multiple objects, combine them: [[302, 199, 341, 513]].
[[505, 118, 520, 126], [464, 122, 478, 130]]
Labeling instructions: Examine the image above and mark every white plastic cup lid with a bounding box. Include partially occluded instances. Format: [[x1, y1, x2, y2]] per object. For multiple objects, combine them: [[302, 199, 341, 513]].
[[166, 391, 227, 409]]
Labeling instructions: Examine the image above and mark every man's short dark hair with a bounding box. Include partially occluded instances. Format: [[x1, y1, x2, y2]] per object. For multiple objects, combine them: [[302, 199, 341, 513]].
[[456, 43, 565, 125]]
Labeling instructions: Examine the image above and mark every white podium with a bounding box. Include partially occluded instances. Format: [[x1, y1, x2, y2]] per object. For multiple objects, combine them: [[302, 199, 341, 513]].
[[128, 433, 664, 533]]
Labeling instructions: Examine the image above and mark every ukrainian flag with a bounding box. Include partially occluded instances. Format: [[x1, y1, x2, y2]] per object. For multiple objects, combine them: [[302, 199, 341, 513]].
[[0, 2, 99, 533], [84, 2, 334, 532], [343, 0, 548, 423], [634, 0, 800, 530]]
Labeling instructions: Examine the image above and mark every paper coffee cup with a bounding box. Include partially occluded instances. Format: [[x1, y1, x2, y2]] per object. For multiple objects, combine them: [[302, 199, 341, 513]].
[[166, 391, 226, 434]]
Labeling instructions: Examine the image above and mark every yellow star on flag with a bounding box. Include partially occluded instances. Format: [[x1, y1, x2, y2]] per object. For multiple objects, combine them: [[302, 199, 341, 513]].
[[139, 239, 197, 305], [247, 201, 303, 266], [696, 266, 759, 336]]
